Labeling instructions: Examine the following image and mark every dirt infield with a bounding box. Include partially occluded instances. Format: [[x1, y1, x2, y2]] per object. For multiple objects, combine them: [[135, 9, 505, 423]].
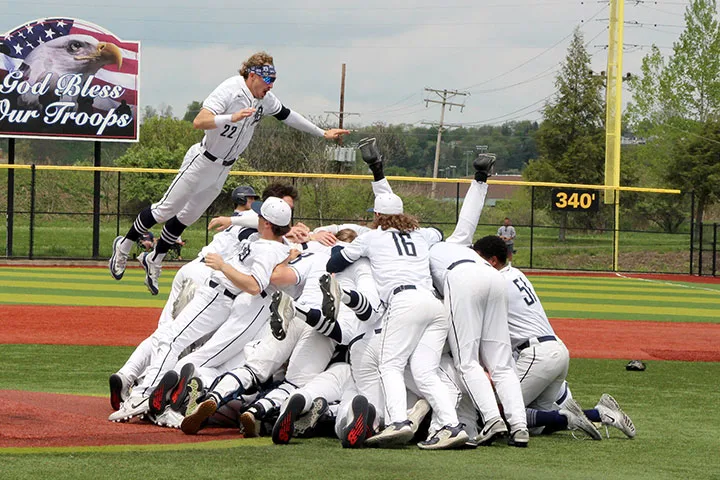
[[0, 390, 241, 448], [2, 302, 719, 450]]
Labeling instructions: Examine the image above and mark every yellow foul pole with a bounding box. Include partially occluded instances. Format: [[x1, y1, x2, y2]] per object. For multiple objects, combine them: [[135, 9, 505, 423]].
[[604, 0, 624, 271]]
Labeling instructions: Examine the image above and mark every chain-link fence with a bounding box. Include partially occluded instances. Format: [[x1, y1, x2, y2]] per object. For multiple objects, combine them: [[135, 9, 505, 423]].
[[1, 164, 714, 275]]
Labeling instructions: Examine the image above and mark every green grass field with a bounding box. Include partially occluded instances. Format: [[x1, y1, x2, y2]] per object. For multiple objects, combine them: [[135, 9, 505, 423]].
[[1, 269, 719, 479]]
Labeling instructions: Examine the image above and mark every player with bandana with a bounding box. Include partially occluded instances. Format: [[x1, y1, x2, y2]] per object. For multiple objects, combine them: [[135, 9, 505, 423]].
[[109, 51, 349, 295]]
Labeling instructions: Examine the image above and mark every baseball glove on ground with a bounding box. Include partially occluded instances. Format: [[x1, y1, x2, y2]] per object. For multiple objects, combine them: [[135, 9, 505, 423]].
[[626, 359, 646, 371]]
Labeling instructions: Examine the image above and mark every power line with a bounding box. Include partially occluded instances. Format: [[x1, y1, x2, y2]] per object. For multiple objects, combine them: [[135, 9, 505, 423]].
[[458, 3, 608, 91]]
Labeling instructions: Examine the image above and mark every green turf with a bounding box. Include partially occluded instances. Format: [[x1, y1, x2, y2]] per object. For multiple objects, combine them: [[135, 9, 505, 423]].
[[1, 348, 719, 480], [2, 268, 719, 322]]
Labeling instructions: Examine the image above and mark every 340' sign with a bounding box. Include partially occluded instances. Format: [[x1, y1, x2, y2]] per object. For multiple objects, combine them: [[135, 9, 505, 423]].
[[551, 188, 600, 212]]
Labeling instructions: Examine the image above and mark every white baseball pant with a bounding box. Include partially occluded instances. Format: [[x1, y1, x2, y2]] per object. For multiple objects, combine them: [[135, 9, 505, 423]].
[[445, 263, 527, 431], [516, 338, 570, 410], [151, 143, 233, 226], [117, 259, 212, 382]]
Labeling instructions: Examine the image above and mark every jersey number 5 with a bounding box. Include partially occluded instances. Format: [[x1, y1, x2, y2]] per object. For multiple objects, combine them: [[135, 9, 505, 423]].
[[513, 278, 537, 306], [391, 232, 417, 257], [220, 125, 237, 138]]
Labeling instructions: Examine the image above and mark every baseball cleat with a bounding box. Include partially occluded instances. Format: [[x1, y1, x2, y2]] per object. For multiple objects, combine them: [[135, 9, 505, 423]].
[[319, 274, 342, 323], [109, 372, 131, 411], [138, 251, 162, 295], [295, 397, 329, 438], [108, 394, 149, 422], [151, 407, 184, 429], [507, 428, 530, 448], [418, 423, 470, 450], [239, 405, 263, 438], [366, 403, 377, 438], [407, 399, 431, 434], [357, 137, 383, 166], [169, 363, 195, 413], [269, 291, 295, 341], [341, 395, 370, 449], [272, 394, 306, 444], [364, 420, 414, 447], [148, 370, 180, 416], [184, 377, 205, 417], [181, 397, 217, 435], [109, 236, 129, 280], [474, 416, 508, 446], [473, 153, 496, 182], [596, 394, 636, 439], [560, 398, 602, 441]]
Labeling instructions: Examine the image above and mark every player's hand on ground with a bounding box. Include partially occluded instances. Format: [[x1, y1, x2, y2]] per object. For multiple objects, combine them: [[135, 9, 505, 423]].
[[208, 216, 232, 231], [231, 108, 257, 122], [311, 230, 337, 246], [203, 253, 225, 271], [323, 128, 350, 140]]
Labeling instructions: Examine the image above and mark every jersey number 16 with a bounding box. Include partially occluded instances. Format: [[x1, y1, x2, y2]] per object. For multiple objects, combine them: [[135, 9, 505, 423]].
[[392, 232, 417, 257]]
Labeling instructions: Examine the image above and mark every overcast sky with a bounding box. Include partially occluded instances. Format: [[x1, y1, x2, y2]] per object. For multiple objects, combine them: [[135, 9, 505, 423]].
[[2, 0, 689, 128]]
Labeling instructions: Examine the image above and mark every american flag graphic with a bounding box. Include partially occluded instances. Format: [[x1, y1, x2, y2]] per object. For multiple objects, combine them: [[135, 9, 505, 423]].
[[0, 17, 139, 113]]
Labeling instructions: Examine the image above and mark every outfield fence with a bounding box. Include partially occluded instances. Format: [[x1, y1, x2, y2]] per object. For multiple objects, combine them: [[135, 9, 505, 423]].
[[1, 164, 716, 276]]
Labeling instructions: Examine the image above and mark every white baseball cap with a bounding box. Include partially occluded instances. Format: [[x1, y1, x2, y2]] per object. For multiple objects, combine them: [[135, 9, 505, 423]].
[[372, 193, 404, 215], [251, 197, 292, 226]]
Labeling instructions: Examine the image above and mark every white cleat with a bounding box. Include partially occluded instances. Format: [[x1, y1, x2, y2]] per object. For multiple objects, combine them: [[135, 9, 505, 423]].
[[407, 399, 431, 434], [319, 274, 342, 322], [108, 394, 149, 422], [109, 236, 129, 280], [364, 420, 414, 447], [560, 399, 602, 440], [474, 416, 508, 446], [418, 424, 470, 450], [138, 251, 162, 295], [596, 393, 636, 439], [152, 407, 184, 429], [269, 291, 296, 341]]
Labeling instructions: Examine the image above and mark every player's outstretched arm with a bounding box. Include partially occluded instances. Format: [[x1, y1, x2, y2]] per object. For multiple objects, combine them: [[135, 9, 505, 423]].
[[192, 107, 256, 130]]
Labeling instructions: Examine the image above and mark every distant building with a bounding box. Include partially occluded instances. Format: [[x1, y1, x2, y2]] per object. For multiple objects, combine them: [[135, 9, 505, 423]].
[[411, 174, 523, 205]]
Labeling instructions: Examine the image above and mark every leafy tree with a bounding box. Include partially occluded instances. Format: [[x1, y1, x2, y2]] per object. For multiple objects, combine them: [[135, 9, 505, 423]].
[[183, 101, 203, 123], [115, 117, 203, 206], [627, 0, 720, 231], [523, 27, 607, 240]]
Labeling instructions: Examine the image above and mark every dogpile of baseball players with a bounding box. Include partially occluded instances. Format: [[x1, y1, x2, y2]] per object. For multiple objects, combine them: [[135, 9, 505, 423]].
[[106, 139, 636, 450]]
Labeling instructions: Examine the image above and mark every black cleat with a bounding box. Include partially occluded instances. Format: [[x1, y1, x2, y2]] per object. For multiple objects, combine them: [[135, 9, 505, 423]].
[[272, 394, 306, 444], [148, 370, 180, 416], [357, 137, 383, 167]]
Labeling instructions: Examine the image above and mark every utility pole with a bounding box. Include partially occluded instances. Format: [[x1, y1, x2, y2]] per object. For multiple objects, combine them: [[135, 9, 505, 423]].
[[325, 63, 359, 145], [422, 87, 469, 198]]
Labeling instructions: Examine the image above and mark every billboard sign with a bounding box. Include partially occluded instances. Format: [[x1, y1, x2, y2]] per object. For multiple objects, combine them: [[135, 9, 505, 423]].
[[0, 17, 140, 142]]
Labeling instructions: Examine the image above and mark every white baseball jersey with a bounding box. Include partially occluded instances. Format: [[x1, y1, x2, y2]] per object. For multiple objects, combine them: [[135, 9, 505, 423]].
[[340, 227, 442, 303], [500, 265, 556, 350], [199, 213, 258, 260], [201, 75, 283, 160], [212, 238, 289, 296], [285, 247, 332, 305]]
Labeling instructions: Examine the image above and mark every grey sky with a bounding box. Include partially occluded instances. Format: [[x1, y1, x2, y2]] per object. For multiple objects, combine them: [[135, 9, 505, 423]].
[[2, 0, 688, 128]]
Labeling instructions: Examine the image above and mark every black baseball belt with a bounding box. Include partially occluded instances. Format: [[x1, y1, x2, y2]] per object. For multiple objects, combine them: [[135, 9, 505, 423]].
[[203, 149, 236, 167], [516, 335, 557, 352]]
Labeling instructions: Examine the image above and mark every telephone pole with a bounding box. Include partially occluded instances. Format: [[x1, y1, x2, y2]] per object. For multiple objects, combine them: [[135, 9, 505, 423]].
[[324, 63, 359, 145], [422, 87, 469, 198]]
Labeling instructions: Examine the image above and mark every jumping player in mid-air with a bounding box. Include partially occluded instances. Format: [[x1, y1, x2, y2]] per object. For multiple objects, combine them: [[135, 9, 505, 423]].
[[109, 51, 349, 295]]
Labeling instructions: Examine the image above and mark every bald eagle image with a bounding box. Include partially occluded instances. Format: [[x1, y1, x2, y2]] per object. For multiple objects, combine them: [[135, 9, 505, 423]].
[[19, 34, 122, 109]]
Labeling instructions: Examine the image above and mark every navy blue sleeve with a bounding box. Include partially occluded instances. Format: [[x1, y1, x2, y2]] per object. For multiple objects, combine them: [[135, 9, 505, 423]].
[[326, 245, 352, 273], [272, 105, 291, 121]]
